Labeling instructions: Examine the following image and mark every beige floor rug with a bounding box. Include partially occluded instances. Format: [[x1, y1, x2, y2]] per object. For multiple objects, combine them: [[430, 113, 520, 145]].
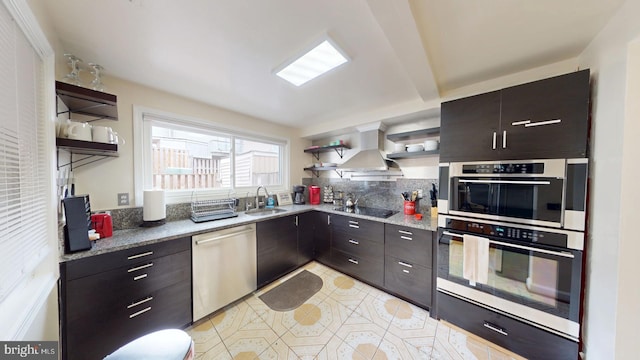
[[259, 270, 323, 311]]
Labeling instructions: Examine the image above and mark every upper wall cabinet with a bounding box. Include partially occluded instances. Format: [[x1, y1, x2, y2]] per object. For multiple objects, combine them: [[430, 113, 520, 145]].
[[440, 69, 590, 162]]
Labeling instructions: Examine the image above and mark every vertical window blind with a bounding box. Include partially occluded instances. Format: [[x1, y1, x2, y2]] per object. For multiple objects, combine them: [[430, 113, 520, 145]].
[[0, 3, 49, 303]]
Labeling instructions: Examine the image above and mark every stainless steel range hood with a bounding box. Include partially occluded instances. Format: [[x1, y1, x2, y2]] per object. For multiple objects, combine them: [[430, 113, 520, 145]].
[[337, 124, 402, 175]]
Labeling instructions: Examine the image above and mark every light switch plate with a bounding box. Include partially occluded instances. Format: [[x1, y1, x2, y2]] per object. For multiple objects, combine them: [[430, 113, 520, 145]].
[[118, 193, 129, 206]]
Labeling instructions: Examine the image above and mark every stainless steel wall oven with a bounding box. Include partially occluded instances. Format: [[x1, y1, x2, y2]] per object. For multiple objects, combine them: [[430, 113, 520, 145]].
[[436, 158, 588, 346]]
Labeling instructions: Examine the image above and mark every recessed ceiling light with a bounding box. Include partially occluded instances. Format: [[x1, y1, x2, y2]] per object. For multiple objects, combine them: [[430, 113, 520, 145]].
[[276, 39, 349, 87]]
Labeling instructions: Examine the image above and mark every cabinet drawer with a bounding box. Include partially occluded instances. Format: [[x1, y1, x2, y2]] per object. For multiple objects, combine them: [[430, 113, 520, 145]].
[[65, 281, 192, 360], [384, 225, 432, 267], [330, 214, 384, 244], [330, 249, 383, 287], [332, 230, 384, 259], [384, 256, 431, 307], [64, 237, 191, 280], [437, 292, 578, 360], [65, 250, 191, 322]]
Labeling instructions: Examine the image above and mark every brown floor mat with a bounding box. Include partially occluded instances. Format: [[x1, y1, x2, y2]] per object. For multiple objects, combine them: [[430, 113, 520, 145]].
[[258, 270, 323, 311]]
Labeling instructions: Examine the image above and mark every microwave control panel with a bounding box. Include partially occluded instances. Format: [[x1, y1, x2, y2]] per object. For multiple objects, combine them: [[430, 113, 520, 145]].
[[446, 218, 567, 248], [462, 162, 545, 174]]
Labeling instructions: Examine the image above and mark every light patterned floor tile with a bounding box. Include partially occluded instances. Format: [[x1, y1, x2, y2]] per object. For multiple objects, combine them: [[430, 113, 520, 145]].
[[190, 318, 224, 354], [315, 334, 368, 360], [279, 304, 334, 358], [349, 293, 397, 330], [222, 326, 279, 360], [312, 296, 353, 333], [335, 322, 386, 359], [387, 300, 437, 340], [431, 338, 461, 360], [197, 341, 232, 360], [374, 331, 427, 360], [257, 339, 300, 360], [211, 300, 263, 341]]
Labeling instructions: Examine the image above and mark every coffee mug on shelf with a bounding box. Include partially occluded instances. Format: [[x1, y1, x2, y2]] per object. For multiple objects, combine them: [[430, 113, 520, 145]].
[[66, 122, 92, 141], [111, 131, 125, 145], [92, 125, 115, 143]]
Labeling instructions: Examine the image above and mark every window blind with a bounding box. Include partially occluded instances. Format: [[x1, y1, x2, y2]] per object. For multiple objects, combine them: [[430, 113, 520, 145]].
[[0, 3, 49, 303]]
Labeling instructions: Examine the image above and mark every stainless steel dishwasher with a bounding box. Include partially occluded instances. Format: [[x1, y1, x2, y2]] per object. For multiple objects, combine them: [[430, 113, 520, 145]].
[[192, 224, 257, 322]]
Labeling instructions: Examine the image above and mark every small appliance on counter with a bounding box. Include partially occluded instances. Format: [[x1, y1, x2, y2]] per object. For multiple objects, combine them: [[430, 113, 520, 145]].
[[309, 185, 321, 205], [91, 212, 113, 238], [62, 195, 92, 253], [142, 189, 166, 226], [293, 185, 306, 204]]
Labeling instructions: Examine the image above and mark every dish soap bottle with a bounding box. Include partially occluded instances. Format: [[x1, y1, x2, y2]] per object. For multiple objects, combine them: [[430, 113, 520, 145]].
[[266, 195, 275, 208]]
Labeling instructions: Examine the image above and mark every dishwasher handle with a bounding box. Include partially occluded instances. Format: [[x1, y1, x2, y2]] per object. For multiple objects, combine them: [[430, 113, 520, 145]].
[[195, 229, 255, 245]]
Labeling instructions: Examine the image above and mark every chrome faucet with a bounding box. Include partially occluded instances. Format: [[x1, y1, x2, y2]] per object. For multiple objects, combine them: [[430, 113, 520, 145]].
[[255, 186, 269, 209]]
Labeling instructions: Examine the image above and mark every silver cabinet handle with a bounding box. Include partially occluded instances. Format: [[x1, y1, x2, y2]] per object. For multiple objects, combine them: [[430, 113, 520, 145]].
[[195, 229, 255, 245], [398, 230, 413, 235], [400, 236, 413, 241], [502, 130, 507, 149], [328, 215, 331, 225], [128, 251, 153, 260], [348, 258, 359, 265], [133, 274, 148, 281], [295, 216, 298, 227], [349, 224, 360, 229], [483, 322, 508, 336], [348, 239, 359, 245], [524, 119, 561, 127], [127, 296, 153, 309], [492, 132, 497, 150], [348, 220, 359, 225], [398, 261, 413, 268], [402, 269, 410, 274], [129, 307, 151, 319], [128, 263, 153, 273]]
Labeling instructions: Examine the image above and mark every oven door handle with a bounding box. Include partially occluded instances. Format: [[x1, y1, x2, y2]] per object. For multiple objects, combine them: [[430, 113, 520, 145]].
[[442, 231, 575, 258], [458, 179, 551, 185]]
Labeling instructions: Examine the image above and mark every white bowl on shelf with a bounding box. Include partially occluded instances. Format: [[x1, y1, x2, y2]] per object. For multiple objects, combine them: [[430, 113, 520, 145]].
[[407, 144, 424, 152], [424, 139, 439, 151], [393, 143, 406, 152]]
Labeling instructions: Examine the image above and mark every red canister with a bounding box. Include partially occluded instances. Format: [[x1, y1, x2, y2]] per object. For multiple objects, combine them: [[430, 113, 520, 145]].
[[309, 186, 321, 205], [91, 213, 113, 238], [403, 200, 416, 215]]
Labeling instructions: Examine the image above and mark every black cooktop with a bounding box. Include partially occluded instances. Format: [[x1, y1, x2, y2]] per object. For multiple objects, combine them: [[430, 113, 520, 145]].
[[333, 206, 398, 219]]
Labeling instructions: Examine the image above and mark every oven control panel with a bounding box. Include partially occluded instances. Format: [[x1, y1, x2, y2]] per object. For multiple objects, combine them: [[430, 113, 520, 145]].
[[446, 219, 567, 248], [462, 162, 545, 174]]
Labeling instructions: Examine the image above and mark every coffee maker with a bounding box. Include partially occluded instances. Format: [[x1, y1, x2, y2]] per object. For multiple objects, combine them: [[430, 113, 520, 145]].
[[293, 185, 306, 204]]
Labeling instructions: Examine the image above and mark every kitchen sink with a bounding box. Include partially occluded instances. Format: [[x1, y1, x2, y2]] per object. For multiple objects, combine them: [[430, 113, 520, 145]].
[[244, 207, 287, 216]]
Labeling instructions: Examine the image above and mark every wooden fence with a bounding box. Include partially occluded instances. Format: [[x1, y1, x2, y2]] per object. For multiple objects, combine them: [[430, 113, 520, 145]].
[[152, 147, 221, 190]]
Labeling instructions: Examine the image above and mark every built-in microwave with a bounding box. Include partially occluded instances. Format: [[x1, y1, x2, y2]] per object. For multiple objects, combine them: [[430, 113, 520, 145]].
[[438, 159, 588, 231]]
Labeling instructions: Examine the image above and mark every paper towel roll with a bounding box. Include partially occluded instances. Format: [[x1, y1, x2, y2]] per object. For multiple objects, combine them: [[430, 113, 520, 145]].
[[143, 189, 166, 221]]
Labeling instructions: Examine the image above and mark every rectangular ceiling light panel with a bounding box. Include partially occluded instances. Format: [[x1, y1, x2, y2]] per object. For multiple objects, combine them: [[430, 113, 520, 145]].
[[276, 39, 348, 86]]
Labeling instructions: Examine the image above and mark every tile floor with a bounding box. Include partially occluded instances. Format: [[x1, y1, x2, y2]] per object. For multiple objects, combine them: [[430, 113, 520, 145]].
[[186, 261, 526, 360]]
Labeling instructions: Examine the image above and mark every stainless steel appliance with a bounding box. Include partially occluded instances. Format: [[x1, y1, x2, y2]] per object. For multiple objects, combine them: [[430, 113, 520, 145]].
[[437, 214, 583, 340], [439, 158, 588, 231], [332, 206, 397, 219], [192, 224, 257, 321]]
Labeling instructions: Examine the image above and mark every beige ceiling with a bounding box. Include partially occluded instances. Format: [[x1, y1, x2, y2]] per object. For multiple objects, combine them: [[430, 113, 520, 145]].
[[36, 0, 624, 131]]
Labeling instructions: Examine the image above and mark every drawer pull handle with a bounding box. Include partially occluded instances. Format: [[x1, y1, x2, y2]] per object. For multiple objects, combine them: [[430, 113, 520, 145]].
[[398, 261, 413, 268], [483, 322, 508, 336], [133, 274, 148, 281], [398, 230, 413, 235], [348, 258, 359, 265], [348, 220, 359, 225], [348, 239, 359, 245], [129, 306, 151, 319], [400, 236, 413, 241], [128, 263, 153, 273], [128, 251, 153, 260], [348, 224, 360, 229], [127, 296, 153, 309], [402, 269, 410, 274]]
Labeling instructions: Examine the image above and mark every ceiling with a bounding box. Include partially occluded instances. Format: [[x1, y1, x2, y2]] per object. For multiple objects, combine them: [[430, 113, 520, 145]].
[[37, 0, 624, 131]]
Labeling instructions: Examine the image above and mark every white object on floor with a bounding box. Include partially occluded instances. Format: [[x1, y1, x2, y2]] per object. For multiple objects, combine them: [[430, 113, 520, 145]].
[[104, 329, 194, 360]]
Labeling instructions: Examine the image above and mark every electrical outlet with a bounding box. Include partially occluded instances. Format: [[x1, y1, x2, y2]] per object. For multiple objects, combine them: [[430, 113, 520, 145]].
[[118, 193, 129, 206], [417, 189, 423, 199]]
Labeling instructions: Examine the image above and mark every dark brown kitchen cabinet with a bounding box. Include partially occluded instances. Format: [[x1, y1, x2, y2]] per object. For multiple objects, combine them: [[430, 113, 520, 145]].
[[257, 215, 298, 288], [383, 225, 433, 308], [438, 292, 579, 360], [298, 211, 330, 266], [440, 69, 590, 162], [59, 237, 191, 360], [328, 214, 385, 287]]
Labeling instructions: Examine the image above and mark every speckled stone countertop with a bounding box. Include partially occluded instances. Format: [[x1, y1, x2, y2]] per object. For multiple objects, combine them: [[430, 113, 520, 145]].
[[60, 204, 438, 262]]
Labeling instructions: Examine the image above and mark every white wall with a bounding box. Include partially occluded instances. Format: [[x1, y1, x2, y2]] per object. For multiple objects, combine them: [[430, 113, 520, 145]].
[[577, 0, 640, 358]]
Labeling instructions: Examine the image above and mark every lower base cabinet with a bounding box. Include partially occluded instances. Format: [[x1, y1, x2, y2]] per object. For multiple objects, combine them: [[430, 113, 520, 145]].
[[384, 255, 431, 308], [60, 237, 192, 360], [256, 215, 298, 288], [437, 292, 579, 360]]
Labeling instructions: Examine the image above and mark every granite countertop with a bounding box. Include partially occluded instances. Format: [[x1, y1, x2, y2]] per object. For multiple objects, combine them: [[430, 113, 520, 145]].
[[60, 204, 438, 262]]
